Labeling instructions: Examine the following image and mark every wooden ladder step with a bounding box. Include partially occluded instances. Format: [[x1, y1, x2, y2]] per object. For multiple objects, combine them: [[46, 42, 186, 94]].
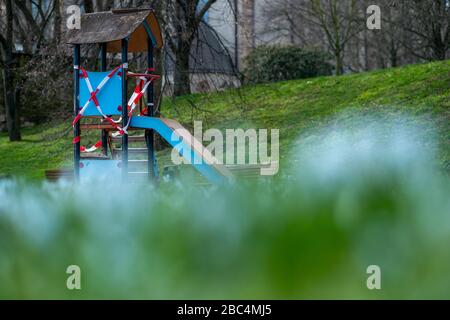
[[128, 160, 148, 170], [226, 164, 273, 177], [128, 159, 148, 164], [113, 148, 148, 154], [127, 171, 151, 182], [80, 124, 141, 131], [112, 135, 146, 142], [45, 169, 73, 181], [80, 153, 109, 159]]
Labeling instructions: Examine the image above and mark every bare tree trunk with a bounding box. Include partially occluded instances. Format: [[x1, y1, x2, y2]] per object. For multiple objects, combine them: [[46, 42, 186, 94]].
[[335, 52, 343, 75], [161, 0, 218, 96], [431, 42, 447, 61], [237, 0, 255, 70], [389, 39, 398, 67], [1, 0, 21, 141], [427, 0, 449, 60], [84, 0, 94, 13], [334, 40, 344, 75], [307, 0, 359, 76], [54, 0, 62, 42], [2, 58, 20, 141], [173, 43, 192, 96]]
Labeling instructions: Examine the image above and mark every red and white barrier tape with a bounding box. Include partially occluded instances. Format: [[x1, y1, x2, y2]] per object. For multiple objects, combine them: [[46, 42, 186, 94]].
[[73, 65, 159, 153]]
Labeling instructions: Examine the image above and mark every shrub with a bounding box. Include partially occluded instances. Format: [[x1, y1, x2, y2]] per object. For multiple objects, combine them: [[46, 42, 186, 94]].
[[244, 45, 333, 84], [21, 46, 73, 123]]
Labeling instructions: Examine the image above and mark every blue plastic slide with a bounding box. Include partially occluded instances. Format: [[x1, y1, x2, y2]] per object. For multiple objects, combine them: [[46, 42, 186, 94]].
[[130, 116, 232, 184]]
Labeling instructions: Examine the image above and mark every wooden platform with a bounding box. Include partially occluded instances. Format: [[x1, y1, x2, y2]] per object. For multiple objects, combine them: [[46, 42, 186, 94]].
[[80, 153, 109, 159], [80, 124, 142, 131], [113, 147, 148, 154], [112, 135, 146, 142], [225, 163, 273, 178], [45, 169, 73, 182], [45, 163, 272, 182]]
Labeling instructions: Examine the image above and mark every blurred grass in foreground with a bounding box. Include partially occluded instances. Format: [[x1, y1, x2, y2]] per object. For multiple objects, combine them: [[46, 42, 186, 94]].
[[0, 117, 449, 299]]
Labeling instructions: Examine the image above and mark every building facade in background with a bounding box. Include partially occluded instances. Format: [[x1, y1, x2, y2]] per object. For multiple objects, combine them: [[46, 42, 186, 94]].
[[181, 0, 290, 92]]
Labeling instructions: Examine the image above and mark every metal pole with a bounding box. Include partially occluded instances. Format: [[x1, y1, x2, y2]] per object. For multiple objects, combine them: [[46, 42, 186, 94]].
[[234, 0, 239, 71], [100, 43, 108, 156], [121, 39, 128, 181], [146, 38, 156, 180], [73, 44, 81, 181]]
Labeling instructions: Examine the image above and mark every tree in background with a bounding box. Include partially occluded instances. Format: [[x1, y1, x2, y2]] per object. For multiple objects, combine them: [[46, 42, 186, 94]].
[[1, 0, 447, 140], [400, 0, 450, 61], [159, 0, 218, 96], [0, 0, 64, 141], [262, 0, 361, 75], [371, 0, 408, 68], [344, 0, 410, 71], [0, 0, 228, 141], [308, 0, 360, 75], [261, 0, 449, 74], [0, 0, 20, 141]]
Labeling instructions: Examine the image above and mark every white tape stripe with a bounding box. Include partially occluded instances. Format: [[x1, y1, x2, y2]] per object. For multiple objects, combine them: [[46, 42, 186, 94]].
[[75, 65, 157, 139], [83, 145, 99, 153], [85, 77, 94, 93]]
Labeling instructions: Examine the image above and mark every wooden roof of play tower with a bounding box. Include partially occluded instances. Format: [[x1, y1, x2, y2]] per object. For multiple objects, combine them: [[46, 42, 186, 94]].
[[66, 8, 163, 52]]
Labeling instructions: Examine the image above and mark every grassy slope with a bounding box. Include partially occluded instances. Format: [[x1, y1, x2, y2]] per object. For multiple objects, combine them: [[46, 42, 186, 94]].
[[0, 60, 449, 179]]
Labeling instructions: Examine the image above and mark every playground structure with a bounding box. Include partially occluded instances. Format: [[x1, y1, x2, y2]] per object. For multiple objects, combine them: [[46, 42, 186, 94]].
[[64, 8, 233, 184]]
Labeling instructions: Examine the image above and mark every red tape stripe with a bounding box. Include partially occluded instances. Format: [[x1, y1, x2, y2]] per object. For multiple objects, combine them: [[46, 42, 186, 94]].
[[72, 114, 82, 127], [94, 140, 102, 148], [80, 68, 88, 79], [107, 65, 121, 78], [90, 90, 100, 107]]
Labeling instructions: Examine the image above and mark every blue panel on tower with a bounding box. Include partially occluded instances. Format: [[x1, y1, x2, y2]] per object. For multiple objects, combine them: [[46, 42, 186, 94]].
[[79, 70, 123, 116]]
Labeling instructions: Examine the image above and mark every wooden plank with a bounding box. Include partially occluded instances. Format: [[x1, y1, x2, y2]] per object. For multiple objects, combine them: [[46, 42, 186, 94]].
[[113, 147, 148, 155], [66, 10, 163, 52], [67, 10, 149, 45], [226, 164, 271, 170], [112, 135, 146, 142], [80, 153, 109, 159], [81, 124, 140, 130], [81, 124, 114, 130], [45, 169, 73, 181], [128, 160, 148, 171], [226, 164, 274, 178]]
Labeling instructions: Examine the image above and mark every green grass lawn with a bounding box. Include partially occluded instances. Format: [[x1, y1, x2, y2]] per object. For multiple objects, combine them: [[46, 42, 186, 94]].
[[1, 60, 449, 179], [1, 60, 450, 299]]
